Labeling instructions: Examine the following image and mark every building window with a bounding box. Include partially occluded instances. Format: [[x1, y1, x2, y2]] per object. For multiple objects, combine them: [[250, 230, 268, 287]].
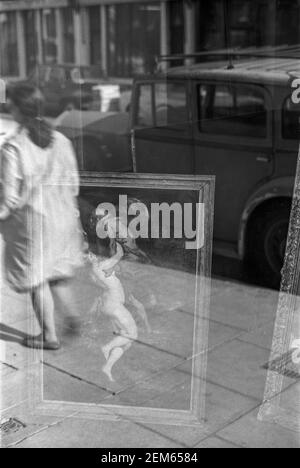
[[169, 0, 184, 57], [106, 3, 160, 77], [89, 6, 101, 67], [0, 12, 19, 76], [41, 9, 57, 64], [195, 0, 226, 51], [62, 7, 75, 63], [197, 83, 267, 138], [23, 10, 38, 75]]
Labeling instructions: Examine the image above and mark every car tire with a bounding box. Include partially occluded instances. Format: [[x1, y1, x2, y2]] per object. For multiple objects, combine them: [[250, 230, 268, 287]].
[[246, 200, 291, 289]]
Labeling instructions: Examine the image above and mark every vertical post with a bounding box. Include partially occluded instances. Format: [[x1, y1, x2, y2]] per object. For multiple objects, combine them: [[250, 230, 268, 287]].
[[81, 7, 90, 66], [16, 11, 26, 78], [100, 4, 108, 75], [35, 9, 43, 65], [223, 0, 234, 69], [55, 8, 64, 64], [74, 8, 82, 65], [74, 7, 90, 66], [160, 0, 169, 71], [184, 0, 196, 66], [267, 0, 277, 47]]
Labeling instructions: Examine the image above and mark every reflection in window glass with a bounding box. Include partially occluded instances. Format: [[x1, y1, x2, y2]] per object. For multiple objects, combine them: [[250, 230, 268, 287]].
[[198, 83, 267, 138], [168, 0, 184, 66], [283, 99, 300, 140], [24, 10, 38, 76], [42, 9, 57, 64], [0, 12, 19, 76], [49, 67, 65, 84], [137, 84, 153, 127], [106, 3, 160, 77], [155, 83, 188, 128], [90, 6, 102, 67], [62, 7, 75, 63], [137, 83, 188, 130]]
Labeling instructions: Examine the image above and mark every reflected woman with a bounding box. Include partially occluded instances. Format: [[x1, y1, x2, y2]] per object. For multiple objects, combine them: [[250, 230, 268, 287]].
[[0, 83, 83, 350]]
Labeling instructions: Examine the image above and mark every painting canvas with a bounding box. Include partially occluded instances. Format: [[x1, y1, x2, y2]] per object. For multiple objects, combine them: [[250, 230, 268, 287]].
[[19, 173, 214, 427]]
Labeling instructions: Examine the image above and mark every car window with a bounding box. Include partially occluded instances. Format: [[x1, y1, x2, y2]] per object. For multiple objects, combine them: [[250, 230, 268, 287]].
[[136, 82, 189, 131], [197, 83, 267, 138], [282, 98, 300, 140]]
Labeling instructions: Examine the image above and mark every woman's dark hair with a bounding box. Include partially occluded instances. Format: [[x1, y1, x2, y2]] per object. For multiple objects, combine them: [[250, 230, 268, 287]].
[[7, 83, 53, 149]]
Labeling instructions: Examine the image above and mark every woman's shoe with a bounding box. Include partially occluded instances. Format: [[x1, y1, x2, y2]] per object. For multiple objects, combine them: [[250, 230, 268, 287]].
[[23, 335, 61, 351]]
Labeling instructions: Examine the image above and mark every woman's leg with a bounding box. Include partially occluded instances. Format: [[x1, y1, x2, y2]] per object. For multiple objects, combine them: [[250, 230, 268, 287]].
[[50, 280, 80, 336], [31, 282, 58, 343]]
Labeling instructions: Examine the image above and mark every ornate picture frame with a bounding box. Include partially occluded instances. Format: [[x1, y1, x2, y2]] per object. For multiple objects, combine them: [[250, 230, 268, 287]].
[[259, 154, 300, 432], [24, 173, 215, 427]]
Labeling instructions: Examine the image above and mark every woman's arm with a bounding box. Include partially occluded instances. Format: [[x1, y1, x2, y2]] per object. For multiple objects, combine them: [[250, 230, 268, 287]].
[[0, 144, 22, 219]]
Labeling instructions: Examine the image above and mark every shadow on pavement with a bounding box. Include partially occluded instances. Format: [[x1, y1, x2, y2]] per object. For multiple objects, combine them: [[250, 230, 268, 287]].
[[0, 323, 28, 345]]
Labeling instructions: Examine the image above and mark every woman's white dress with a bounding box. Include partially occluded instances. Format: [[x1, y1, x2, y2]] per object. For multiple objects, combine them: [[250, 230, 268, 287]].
[[0, 127, 83, 291]]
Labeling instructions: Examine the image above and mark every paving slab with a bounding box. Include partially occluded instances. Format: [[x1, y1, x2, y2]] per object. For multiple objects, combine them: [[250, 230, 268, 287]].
[[43, 365, 113, 404], [206, 339, 293, 400], [0, 292, 33, 327], [10, 378, 259, 448], [194, 436, 243, 448], [206, 320, 243, 350], [237, 321, 275, 351], [1, 369, 28, 413], [210, 281, 279, 331], [13, 418, 193, 448], [144, 378, 259, 431], [217, 407, 299, 448]]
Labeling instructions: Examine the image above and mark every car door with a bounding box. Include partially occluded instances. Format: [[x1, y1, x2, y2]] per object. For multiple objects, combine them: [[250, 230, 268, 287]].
[[44, 66, 67, 114], [193, 81, 274, 246], [132, 80, 194, 174]]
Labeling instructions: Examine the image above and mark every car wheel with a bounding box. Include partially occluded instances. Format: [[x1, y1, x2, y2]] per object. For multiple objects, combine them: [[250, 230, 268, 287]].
[[246, 200, 291, 289]]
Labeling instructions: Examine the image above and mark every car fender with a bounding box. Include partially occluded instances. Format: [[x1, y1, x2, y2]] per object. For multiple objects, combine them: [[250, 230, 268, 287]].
[[238, 176, 295, 258]]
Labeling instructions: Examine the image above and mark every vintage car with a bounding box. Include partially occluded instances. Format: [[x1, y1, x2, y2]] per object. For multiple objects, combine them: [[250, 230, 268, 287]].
[[58, 53, 300, 288]]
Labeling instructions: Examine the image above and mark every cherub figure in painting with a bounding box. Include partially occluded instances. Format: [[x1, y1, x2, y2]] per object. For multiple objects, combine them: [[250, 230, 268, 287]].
[[93, 203, 153, 333], [88, 243, 138, 382]]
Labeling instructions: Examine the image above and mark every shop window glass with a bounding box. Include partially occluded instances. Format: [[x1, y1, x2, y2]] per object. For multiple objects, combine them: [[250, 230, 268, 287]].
[[0, 12, 19, 77], [198, 83, 267, 138]]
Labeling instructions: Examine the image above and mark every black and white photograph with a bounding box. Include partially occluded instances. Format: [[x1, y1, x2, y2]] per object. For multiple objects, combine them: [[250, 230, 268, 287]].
[[0, 0, 299, 450]]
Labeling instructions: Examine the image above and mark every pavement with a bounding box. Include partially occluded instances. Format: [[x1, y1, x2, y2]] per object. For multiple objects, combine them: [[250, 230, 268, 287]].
[[0, 243, 299, 449]]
